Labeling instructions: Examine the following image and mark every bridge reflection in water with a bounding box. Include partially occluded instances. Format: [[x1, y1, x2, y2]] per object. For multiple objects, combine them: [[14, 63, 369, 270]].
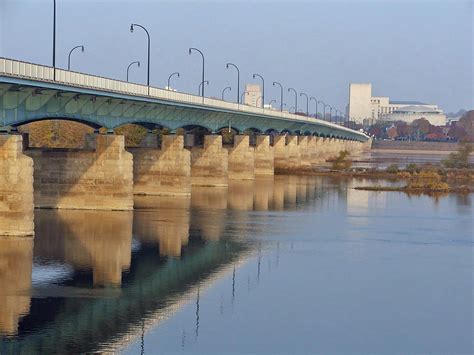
[[0, 175, 334, 354]]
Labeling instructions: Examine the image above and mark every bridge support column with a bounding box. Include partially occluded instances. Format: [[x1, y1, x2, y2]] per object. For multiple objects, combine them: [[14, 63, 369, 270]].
[[26, 134, 133, 210], [226, 135, 255, 180], [287, 135, 301, 171], [273, 136, 288, 173], [297, 136, 312, 171], [129, 134, 191, 197], [191, 135, 228, 187], [254, 136, 274, 176], [0, 135, 34, 236]]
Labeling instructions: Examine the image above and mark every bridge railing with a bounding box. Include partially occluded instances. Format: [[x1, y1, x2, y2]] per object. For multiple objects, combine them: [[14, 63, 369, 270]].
[[0, 57, 367, 139]]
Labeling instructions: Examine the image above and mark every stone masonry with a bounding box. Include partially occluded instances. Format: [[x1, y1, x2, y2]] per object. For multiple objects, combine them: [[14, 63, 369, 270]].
[[191, 135, 228, 187]]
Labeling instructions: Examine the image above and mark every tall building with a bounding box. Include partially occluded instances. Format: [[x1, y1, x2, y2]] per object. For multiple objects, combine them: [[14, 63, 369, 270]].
[[348, 83, 445, 126], [244, 84, 262, 107]]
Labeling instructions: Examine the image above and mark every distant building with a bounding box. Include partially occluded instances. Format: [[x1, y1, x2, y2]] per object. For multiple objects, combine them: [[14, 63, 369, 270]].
[[348, 83, 445, 126], [381, 105, 447, 126], [244, 84, 262, 107]]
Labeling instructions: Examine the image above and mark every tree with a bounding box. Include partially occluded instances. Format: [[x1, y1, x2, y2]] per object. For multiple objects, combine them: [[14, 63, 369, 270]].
[[457, 110, 474, 142], [395, 121, 409, 138], [387, 126, 398, 139]]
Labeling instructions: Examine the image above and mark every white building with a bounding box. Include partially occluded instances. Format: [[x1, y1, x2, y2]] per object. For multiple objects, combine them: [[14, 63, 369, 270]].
[[348, 83, 445, 126], [244, 84, 262, 107]]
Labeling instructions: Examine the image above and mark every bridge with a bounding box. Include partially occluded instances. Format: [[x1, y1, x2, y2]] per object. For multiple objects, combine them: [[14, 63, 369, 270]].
[[0, 57, 371, 237], [0, 57, 368, 140]]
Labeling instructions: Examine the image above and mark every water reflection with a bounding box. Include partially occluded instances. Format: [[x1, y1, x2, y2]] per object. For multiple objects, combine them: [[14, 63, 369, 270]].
[[0, 237, 33, 336], [0, 175, 471, 354]]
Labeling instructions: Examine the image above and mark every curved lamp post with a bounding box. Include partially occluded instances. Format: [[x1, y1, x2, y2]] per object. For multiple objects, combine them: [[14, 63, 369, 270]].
[[222, 86, 232, 100], [167, 72, 180, 90], [130, 23, 151, 95], [226, 63, 240, 103], [67, 45, 84, 71], [241, 91, 249, 104], [328, 105, 334, 122], [272, 82, 284, 112], [318, 101, 327, 120], [53, 0, 57, 80], [269, 99, 277, 108], [300, 92, 309, 116], [288, 88, 298, 113], [126, 60, 140, 82], [253, 73, 264, 107], [310, 97, 318, 118], [189, 48, 205, 97], [198, 80, 209, 96]]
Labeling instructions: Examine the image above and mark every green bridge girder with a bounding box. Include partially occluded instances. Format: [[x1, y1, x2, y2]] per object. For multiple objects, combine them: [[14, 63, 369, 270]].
[[0, 78, 367, 141]]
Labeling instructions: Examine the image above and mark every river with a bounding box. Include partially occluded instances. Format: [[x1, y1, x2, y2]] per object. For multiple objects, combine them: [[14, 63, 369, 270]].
[[0, 175, 472, 354]]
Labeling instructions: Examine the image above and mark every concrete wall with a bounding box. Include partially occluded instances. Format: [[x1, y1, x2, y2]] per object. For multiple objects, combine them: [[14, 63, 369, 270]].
[[26, 134, 133, 210], [226, 135, 255, 180], [0, 135, 34, 236], [190, 135, 228, 187], [129, 135, 191, 196], [254, 136, 274, 176]]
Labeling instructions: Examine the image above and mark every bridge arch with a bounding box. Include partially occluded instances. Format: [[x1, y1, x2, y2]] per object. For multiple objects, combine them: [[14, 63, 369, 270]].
[[10, 115, 102, 130]]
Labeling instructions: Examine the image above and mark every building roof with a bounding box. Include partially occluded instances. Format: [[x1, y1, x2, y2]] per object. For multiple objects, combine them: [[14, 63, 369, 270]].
[[393, 105, 440, 114], [389, 100, 427, 105]]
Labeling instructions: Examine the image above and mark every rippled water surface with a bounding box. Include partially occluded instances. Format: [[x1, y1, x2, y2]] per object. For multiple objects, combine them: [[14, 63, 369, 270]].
[[0, 176, 472, 354]]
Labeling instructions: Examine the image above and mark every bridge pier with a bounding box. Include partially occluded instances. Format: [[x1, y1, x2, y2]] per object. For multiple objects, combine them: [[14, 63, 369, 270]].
[[226, 135, 255, 180], [297, 136, 312, 171], [26, 134, 134, 211], [254, 136, 274, 176], [129, 134, 191, 196], [191, 135, 228, 187], [0, 135, 34, 237]]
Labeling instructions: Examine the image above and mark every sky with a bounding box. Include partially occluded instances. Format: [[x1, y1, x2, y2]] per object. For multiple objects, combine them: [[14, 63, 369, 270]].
[[1, 0, 473, 113]]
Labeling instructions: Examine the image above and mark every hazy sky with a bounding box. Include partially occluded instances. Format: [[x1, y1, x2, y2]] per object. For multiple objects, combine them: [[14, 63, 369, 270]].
[[1, 0, 473, 113]]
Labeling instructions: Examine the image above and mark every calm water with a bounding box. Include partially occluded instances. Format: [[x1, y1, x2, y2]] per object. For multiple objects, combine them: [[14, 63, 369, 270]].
[[0, 176, 472, 354]]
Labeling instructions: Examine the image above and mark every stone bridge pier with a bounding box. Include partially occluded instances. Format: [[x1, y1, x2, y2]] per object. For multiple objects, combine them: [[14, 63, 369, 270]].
[[0, 135, 34, 237], [26, 134, 134, 211], [190, 135, 228, 187], [129, 134, 191, 196]]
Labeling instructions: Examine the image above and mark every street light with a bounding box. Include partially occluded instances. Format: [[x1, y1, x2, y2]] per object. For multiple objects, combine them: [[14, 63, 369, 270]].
[[310, 97, 318, 118], [52, 0, 57, 80], [226, 63, 240, 103], [328, 105, 334, 122], [167, 72, 180, 90], [269, 99, 277, 108], [272, 82, 283, 112], [241, 91, 249, 104], [288, 88, 298, 113], [300, 92, 309, 116], [130, 23, 151, 95], [222, 86, 232, 100], [318, 101, 327, 120], [198, 80, 209, 96], [189, 48, 205, 97], [126, 61, 140, 82], [253, 73, 264, 108], [67, 45, 84, 71]]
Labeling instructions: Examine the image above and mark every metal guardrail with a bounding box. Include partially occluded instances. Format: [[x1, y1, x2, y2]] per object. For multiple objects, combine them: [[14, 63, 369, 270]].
[[0, 57, 368, 139]]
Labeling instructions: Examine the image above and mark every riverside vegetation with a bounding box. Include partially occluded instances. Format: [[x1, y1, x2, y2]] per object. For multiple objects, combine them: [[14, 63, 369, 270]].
[[322, 144, 474, 194]]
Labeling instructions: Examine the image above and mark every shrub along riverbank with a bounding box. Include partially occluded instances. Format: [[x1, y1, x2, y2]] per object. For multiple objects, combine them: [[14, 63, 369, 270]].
[[313, 144, 474, 194]]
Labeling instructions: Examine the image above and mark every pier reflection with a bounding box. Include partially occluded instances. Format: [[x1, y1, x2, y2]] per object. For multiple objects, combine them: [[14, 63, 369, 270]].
[[0, 237, 33, 336], [0, 175, 326, 353]]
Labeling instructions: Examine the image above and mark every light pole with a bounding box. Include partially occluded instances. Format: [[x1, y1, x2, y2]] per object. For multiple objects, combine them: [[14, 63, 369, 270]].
[[288, 88, 297, 113], [198, 80, 209, 96], [126, 61, 140, 82], [130, 23, 151, 95], [189, 48, 205, 97], [52, 0, 56, 80], [272, 82, 283, 112], [269, 99, 276, 108], [318, 101, 327, 120], [310, 97, 318, 118], [167, 72, 180, 90], [67, 45, 84, 71], [253, 73, 264, 107], [226, 63, 240, 103], [222, 86, 231, 100], [328, 106, 334, 122], [241, 91, 249, 104], [300, 92, 309, 116]]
